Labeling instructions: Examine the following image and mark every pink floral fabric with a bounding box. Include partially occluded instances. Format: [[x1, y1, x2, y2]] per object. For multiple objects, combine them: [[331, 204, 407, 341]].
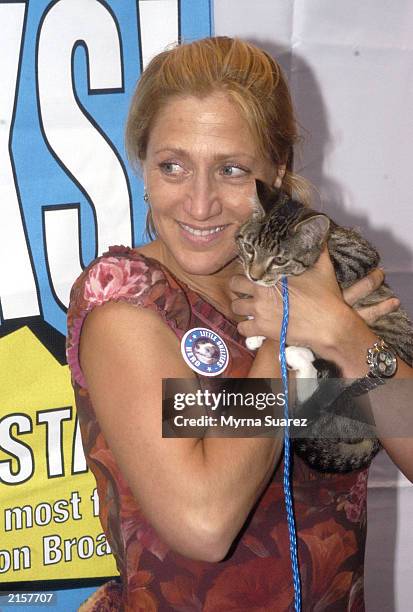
[[84, 256, 152, 305], [66, 245, 369, 611]]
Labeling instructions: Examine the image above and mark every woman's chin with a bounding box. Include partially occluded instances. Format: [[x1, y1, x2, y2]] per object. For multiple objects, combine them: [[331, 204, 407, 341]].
[[176, 253, 236, 276]]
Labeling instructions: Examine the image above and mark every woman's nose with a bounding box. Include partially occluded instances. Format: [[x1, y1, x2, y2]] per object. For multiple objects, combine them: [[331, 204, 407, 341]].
[[182, 173, 221, 220]]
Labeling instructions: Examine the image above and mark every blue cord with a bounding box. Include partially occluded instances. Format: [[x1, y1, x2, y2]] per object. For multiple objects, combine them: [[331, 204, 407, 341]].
[[280, 276, 302, 611]]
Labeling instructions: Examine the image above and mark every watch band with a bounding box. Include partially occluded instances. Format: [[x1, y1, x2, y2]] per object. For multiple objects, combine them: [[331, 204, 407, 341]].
[[343, 373, 386, 399], [339, 337, 396, 400]]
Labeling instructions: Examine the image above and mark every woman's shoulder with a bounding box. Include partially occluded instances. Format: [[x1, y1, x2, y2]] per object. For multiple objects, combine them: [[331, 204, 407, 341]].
[[68, 245, 170, 313], [66, 244, 190, 388]]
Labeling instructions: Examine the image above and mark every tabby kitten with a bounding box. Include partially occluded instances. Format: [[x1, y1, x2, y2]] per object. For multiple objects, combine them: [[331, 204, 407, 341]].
[[236, 180, 413, 473]]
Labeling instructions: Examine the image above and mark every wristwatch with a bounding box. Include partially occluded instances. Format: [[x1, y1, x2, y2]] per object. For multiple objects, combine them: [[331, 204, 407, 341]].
[[367, 338, 398, 378], [344, 338, 398, 397]]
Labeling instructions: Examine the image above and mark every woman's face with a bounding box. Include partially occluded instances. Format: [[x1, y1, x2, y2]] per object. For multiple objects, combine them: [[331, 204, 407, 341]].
[[142, 92, 278, 276]]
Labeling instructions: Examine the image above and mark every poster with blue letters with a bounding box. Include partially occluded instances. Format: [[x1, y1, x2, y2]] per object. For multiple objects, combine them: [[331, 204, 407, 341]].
[[0, 0, 211, 600]]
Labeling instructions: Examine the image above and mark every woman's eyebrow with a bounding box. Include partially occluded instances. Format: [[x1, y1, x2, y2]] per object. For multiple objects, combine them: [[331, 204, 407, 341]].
[[212, 152, 257, 162], [154, 147, 256, 161], [154, 147, 189, 156]]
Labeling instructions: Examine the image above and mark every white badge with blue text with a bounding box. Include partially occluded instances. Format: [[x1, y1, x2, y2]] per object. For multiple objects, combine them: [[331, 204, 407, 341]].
[[181, 328, 229, 376]]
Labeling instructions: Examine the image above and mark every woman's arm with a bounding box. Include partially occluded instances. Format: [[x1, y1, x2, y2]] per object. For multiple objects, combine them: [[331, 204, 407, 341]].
[[315, 294, 413, 483], [80, 300, 283, 562], [231, 250, 413, 482]]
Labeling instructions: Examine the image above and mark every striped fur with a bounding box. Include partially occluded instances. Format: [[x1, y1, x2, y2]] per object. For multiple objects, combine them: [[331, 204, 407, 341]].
[[236, 182, 413, 472]]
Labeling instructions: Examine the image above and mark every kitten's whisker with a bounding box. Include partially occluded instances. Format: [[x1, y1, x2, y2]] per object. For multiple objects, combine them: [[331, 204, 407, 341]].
[[272, 283, 283, 301], [281, 284, 301, 300]]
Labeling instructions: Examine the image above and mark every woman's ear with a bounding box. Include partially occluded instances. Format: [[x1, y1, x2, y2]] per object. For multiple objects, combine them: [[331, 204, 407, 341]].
[[273, 164, 286, 189]]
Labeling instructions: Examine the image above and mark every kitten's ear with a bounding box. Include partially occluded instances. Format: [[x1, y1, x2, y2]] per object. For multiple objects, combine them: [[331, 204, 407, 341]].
[[292, 214, 330, 249], [255, 179, 279, 215]]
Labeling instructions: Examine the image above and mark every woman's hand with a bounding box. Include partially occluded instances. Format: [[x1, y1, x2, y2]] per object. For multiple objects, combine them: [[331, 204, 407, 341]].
[[230, 249, 400, 354], [231, 249, 344, 352], [342, 268, 400, 323]]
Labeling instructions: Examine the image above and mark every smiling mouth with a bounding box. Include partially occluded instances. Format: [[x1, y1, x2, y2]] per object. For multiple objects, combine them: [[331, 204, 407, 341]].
[[178, 221, 228, 236]]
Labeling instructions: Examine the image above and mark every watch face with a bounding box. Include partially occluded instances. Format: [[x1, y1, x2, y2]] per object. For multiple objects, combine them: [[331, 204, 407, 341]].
[[372, 349, 397, 377]]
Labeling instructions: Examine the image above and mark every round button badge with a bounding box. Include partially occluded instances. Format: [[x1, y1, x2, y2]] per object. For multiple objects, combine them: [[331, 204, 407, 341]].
[[181, 328, 229, 376]]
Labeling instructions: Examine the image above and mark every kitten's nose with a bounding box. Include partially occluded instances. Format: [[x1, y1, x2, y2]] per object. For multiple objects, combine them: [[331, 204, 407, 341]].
[[248, 264, 265, 282]]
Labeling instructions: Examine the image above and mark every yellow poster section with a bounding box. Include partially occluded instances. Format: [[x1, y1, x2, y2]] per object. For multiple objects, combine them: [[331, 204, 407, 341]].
[[0, 326, 119, 581]]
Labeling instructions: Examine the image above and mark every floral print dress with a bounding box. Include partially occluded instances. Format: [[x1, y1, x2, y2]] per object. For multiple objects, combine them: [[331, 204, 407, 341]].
[[66, 245, 369, 611]]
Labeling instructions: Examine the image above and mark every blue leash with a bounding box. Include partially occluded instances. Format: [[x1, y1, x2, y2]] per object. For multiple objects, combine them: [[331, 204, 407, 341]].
[[279, 276, 302, 611]]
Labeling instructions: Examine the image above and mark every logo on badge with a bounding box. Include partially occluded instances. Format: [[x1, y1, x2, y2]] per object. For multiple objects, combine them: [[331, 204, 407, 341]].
[[181, 328, 229, 376]]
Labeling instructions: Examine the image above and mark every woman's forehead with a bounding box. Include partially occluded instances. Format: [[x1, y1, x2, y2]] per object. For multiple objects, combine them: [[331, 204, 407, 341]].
[[147, 94, 262, 159], [151, 95, 251, 136]]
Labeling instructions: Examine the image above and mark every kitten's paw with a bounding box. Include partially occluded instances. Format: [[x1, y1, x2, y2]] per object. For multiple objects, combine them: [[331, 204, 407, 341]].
[[285, 346, 319, 404], [285, 346, 317, 378], [246, 335, 266, 350]]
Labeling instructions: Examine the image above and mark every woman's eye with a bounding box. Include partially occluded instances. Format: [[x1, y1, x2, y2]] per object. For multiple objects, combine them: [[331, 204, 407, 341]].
[[159, 162, 183, 175], [221, 165, 248, 177]]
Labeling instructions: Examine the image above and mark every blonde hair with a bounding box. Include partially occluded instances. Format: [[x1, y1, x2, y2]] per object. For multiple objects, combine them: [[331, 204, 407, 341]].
[[125, 36, 310, 237]]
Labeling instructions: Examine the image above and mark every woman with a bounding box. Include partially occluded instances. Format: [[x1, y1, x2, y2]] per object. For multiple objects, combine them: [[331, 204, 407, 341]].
[[66, 37, 413, 611]]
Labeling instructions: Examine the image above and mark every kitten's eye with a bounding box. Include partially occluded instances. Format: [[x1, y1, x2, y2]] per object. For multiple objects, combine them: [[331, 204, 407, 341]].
[[270, 256, 285, 266], [243, 244, 254, 256]]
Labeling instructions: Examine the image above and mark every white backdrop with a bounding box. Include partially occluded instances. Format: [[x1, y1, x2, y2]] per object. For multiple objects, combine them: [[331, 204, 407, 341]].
[[1, 0, 410, 609], [214, 1, 413, 610]]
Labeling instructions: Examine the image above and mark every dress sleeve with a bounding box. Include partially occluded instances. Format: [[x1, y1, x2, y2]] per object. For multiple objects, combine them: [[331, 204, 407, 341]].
[[65, 246, 175, 389]]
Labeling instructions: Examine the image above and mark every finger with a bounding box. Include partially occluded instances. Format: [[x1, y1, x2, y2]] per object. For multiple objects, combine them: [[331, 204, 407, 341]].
[[231, 297, 255, 316], [342, 268, 385, 306], [229, 274, 256, 295], [237, 319, 260, 338], [356, 297, 400, 325]]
